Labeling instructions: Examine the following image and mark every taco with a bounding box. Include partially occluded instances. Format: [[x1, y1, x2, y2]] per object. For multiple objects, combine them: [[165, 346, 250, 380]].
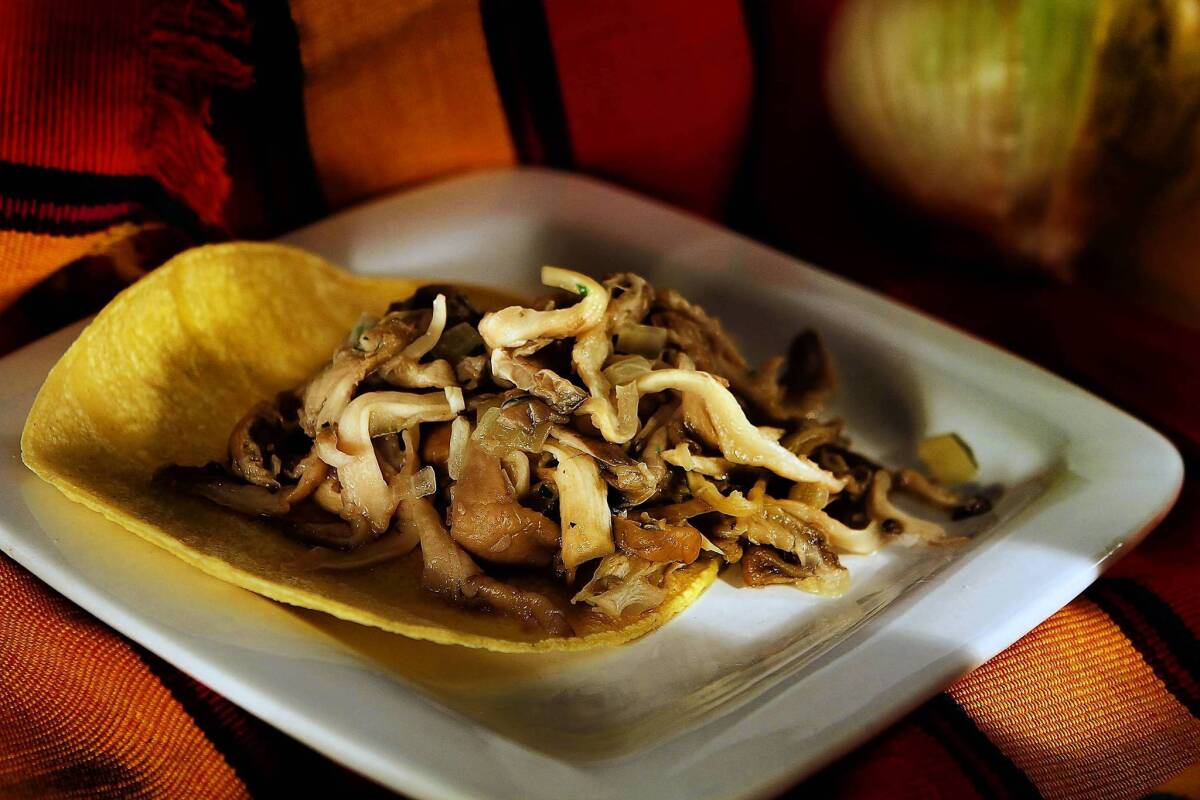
[[22, 243, 988, 652]]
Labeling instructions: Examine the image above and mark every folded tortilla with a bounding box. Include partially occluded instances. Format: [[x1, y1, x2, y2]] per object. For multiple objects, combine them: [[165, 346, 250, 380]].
[[21, 243, 717, 652]]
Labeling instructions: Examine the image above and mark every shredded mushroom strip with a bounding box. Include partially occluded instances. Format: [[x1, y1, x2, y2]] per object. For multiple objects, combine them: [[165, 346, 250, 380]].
[[162, 268, 995, 638], [634, 369, 844, 490], [544, 440, 615, 572], [478, 267, 608, 349], [317, 391, 457, 532]]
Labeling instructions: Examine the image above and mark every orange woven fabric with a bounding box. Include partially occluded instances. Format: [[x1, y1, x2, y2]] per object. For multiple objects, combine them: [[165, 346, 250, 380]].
[[949, 599, 1200, 800], [0, 0, 252, 314], [0, 558, 248, 799], [292, 0, 515, 209], [0, 227, 136, 309]]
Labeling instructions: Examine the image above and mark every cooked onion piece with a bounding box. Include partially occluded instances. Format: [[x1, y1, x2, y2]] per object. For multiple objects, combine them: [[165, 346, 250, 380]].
[[601, 354, 653, 386], [472, 401, 554, 457], [490, 349, 587, 413], [447, 416, 471, 481]]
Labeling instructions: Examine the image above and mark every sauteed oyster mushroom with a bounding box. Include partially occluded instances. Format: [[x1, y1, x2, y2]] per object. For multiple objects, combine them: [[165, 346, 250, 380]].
[[161, 266, 992, 639]]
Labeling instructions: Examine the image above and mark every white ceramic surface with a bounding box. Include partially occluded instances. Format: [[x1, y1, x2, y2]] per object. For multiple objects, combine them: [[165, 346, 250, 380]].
[[0, 169, 1182, 800]]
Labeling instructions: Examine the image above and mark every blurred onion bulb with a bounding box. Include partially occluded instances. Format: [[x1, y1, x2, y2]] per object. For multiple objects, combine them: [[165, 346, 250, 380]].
[[826, 0, 1200, 277]]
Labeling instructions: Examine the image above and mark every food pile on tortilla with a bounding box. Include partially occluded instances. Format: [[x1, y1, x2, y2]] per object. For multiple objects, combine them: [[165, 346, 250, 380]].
[[22, 244, 988, 651]]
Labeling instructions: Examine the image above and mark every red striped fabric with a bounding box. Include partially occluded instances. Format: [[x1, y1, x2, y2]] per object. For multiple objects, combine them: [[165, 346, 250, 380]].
[[540, 0, 753, 216], [0, 0, 251, 228]]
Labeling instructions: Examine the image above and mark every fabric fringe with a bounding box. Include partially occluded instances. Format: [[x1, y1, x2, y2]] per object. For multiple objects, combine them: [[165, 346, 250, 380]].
[[137, 0, 253, 229]]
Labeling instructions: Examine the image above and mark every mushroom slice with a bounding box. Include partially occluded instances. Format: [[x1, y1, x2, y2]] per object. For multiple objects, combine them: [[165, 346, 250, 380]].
[[653, 498, 711, 525], [379, 295, 458, 389], [604, 273, 654, 328], [865, 471, 951, 543], [686, 472, 762, 518], [651, 287, 751, 383], [741, 545, 847, 595], [893, 468, 992, 519], [660, 443, 733, 479], [653, 290, 834, 422], [312, 474, 344, 516], [570, 275, 655, 444], [227, 401, 284, 489], [404, 293, 448, 359], [401, 431, 571, 635], [279, 515, 373, 550], [634, 369, 844, 490], [156, 464, 290, 516], [781, 419, 844, 457], [742, 505, 849, 595], [572, 553, 677, 618], [300, 315, 421, 435], [454, 354, 487, 390], [448, 439, 560, 566], [574, 326, 640, 443], [283, 450, 328, 505], [771, 499, 884, 554], [291, 528, 421, 572], [291, 428, 432, 571], [407, 487, 479, 595], [479, 267, 608, 349], [543, 440, 615, 572], [469, 579, 573, 636], [380, 358, 457, 389], [317, 390, 458, 533], [614, 515, 701, 564], [549, 426, 658, 505], [738, 330, 836, 422]]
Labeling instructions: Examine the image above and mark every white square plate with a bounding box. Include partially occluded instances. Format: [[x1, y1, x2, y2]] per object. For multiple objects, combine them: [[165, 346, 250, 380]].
[[0, 169, 1182, 800]]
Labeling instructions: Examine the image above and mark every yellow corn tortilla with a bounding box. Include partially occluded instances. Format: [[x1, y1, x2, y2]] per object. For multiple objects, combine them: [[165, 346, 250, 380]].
[[21, 243, 718, 652]]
